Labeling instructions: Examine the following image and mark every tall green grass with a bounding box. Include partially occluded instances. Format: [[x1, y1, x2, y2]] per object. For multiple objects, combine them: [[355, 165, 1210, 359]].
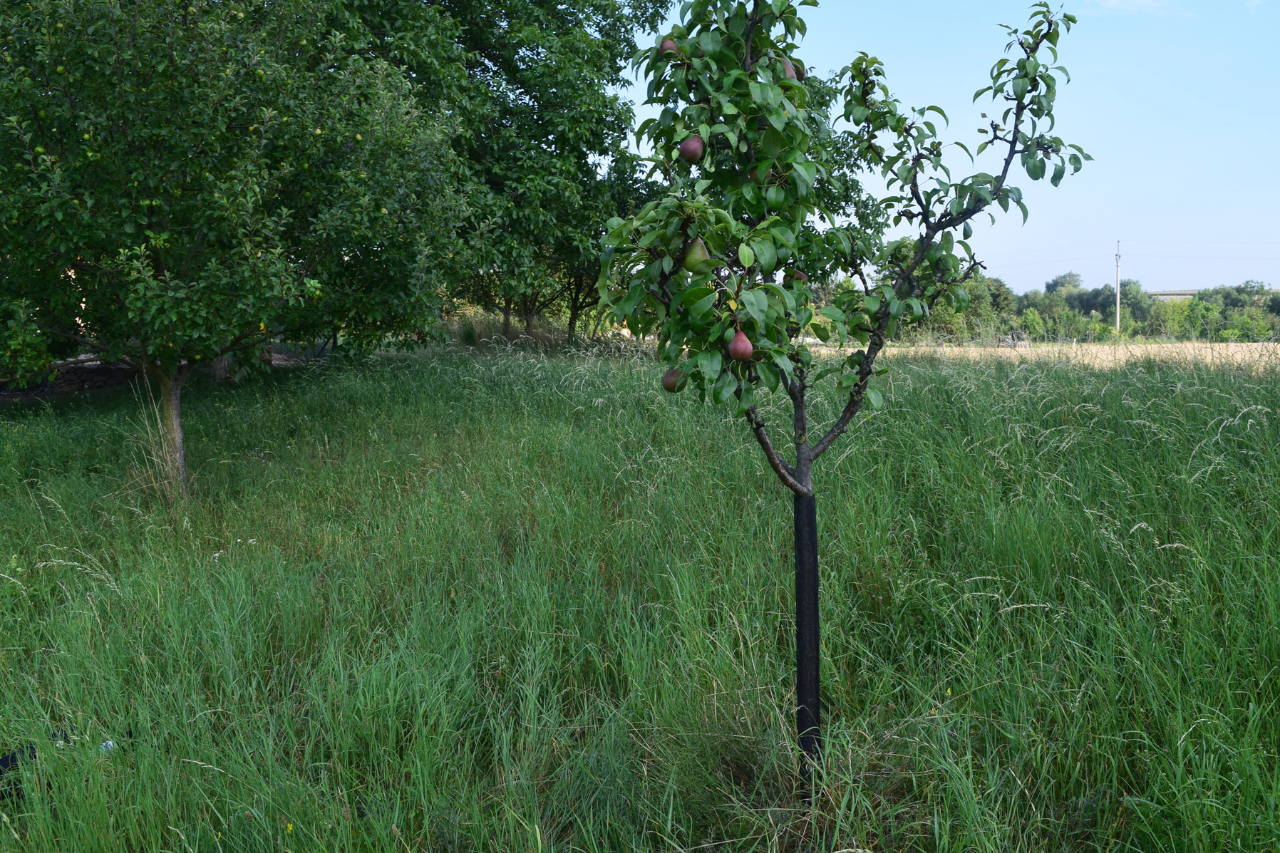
[[0, 348, 1276, 851]]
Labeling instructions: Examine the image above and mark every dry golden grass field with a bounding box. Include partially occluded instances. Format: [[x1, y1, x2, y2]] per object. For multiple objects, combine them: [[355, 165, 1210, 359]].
[[896, 341, 1280, 369]]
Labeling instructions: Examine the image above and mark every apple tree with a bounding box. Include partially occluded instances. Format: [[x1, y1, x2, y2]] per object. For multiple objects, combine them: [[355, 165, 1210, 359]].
[[0, 0, 466, 491], [601, 0, 1090, 769]]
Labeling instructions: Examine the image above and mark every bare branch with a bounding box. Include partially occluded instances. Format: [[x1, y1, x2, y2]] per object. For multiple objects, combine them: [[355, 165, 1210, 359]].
[[810, 320, 890, 461], [745, 405, 810, 497], [217, 327, 277, 358], [37, 324, 109, 354]]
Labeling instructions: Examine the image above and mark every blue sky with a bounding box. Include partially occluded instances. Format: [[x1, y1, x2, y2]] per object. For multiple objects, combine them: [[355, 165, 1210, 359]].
[[625, 1, 1280, 294]]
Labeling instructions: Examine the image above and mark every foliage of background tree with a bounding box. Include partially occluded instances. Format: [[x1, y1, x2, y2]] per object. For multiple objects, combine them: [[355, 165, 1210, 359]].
[[0, 0, 466, 489], [602, 0, 1089, 763], [363, 0, 670, 338]]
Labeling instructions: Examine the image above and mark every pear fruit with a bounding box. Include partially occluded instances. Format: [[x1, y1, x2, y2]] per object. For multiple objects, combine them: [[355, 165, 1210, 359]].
[[682, 237, 710, 272], [678, 135, 705, 164], [729, 330, 754, 362], [795, 61, 807, 82], [660, 38, 679, 55], [782, 58, 796, 80], [661, 368, 686, 393]]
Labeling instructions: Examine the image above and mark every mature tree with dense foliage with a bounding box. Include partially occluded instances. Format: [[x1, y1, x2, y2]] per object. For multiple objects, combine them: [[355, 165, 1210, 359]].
[[366, 0, 670, 338], [552, 155, 665, 340], [601, 0, 1089, 771], [0, 0, 466, 490]]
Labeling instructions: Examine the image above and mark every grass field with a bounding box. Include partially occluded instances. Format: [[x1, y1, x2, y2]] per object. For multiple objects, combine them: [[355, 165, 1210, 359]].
[[899, 341, 1280, 370], [0, 347, 1277, 851]]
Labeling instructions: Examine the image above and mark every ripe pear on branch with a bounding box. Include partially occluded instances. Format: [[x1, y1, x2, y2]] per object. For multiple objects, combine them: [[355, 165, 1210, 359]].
[[661, 367, 687, 393], [729, 329, 754, 362], [678, 135, 705, 163]]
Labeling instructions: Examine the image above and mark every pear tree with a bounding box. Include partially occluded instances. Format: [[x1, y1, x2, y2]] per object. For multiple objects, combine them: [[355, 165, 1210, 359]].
[[601, 0, 1090, 770], [0, 0, 464, 492]]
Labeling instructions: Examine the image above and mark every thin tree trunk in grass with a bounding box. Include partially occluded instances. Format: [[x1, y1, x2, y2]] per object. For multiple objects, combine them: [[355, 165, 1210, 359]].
[[756, 379, 822, 785], [794, 490, 820, 777], [501, 296, 513, 340], [567, 275, 584, 341], [567, 306, 579, 342], [791, 385, 821, 782], [156, 369, 190, 494]]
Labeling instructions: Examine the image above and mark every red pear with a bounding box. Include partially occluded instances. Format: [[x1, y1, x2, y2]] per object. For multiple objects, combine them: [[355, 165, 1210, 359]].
[[795, 61, 807, 82], [660, 38, 678, 55], [729, 330, 754, 362], [678, 135, 705, 164], [782, 58, 796, 80], [661, 368, 686, 393]]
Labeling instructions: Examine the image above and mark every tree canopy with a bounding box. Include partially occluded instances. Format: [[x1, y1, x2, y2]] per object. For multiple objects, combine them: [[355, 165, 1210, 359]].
[[0, 0, 474, 486], [0, 0, 668, 488], [600, 0, 1090, 761]]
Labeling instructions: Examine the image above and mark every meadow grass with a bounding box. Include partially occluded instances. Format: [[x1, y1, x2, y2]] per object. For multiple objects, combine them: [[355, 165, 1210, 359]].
[[0, 347, 1277, 852]]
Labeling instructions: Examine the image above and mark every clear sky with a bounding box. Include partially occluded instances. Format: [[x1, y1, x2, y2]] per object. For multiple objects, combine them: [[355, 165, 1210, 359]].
[[625, 1, 1280, 294]]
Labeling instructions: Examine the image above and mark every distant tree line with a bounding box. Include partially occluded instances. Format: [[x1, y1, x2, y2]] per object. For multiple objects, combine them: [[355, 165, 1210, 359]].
[[867, 270, 1279, 344]]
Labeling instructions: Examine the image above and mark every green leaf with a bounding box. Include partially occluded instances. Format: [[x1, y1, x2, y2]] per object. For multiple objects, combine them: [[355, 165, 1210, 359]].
[[866, 387, 884, 409], [752, 238, 777, 273], [739, 289, 767, 324], [758, 361, 780, 392], [690, 291, 718, 319], [761, 282, 795, 312], [738, 243, 755, 268], [820, 305, 846, 325], [681, 286, 716, 308], [713, 369, 737, 404], [697, 349, 723, 382]]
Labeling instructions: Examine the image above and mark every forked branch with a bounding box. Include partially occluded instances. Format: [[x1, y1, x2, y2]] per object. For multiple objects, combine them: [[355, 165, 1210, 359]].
[[746, 405, 810, 496]]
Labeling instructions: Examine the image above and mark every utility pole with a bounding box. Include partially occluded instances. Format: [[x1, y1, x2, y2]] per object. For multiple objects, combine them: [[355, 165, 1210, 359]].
[[1115, 241, 1122, 335]]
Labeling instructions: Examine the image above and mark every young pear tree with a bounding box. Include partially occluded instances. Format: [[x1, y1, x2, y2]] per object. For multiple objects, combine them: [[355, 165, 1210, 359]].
[[601, 0, 1090, 769]]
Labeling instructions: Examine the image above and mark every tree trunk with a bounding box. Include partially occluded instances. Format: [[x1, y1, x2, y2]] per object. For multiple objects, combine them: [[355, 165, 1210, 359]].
[[212, 354, 232, 383], [790, 382, 821, 784], [567, 305, 579, 342], [566, 274, 585, 342], [156, 371, 189, 493], [794, 491, 821, 777], [501, 297, 513, 340], [524, 312, 535, 338]]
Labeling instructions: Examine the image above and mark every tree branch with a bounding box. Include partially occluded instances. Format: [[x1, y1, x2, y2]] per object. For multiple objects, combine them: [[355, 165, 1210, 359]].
[[809, 320, 889, 461], [745, 405, 810, 496]]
